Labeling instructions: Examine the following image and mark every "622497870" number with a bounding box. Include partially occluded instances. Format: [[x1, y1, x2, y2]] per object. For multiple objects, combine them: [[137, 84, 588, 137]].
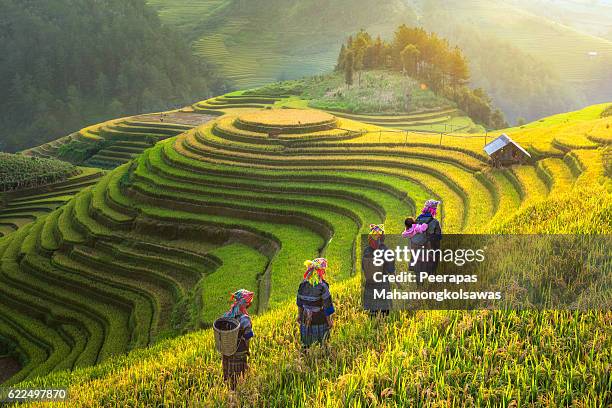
[[0, 388, 68, 402]]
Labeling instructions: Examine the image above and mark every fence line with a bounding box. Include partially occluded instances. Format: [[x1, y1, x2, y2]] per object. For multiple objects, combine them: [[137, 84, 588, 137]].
[[362, 128, 492, 147]]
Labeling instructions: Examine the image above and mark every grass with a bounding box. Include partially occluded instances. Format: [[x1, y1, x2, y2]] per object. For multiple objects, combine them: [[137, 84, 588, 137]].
[[199, 244, 268, 323], [0, 97, 610, 406], [295, 71, 454, 114], [16, 278, 612, 406]]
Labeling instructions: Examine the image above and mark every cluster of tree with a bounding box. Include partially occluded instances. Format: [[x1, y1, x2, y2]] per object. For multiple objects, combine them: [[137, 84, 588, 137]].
[[335, 25, 508, 129], [0, 0, 226, 153]]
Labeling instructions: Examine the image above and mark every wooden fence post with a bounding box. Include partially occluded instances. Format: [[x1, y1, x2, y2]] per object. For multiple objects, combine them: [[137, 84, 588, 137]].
[[439, 133, 443, 146]]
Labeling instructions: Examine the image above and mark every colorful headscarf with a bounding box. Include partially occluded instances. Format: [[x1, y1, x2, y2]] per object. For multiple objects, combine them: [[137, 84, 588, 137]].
[[225, 289, 254, 318], [303, 258, 328, 286], [422, 200, 440, 217], [368, 224, 385, 249]]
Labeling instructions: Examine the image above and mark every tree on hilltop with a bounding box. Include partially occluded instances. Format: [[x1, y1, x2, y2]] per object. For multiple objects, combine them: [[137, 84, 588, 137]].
[[344, 51, 354, 87], [400, 44, 420, 76], [335, 24, 507, 129]]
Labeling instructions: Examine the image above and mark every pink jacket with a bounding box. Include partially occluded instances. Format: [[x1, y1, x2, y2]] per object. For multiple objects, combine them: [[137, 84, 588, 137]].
[[401, 223, 428, 238]]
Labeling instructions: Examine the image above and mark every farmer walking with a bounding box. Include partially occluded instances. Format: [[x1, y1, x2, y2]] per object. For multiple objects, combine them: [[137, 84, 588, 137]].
[[221, 289, 254, 389], [362, 224, 396, 316], [297, 258, 335, 347]]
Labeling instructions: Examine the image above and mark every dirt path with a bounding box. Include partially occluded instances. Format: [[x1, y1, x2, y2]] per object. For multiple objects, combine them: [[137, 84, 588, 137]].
[[131, 112, 217, 127], [0, 356, 21, 384]]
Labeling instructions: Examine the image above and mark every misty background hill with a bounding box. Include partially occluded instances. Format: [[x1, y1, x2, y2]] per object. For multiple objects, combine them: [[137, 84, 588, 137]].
[[149, 0, 612, 123], [1, 0, 610, 151]]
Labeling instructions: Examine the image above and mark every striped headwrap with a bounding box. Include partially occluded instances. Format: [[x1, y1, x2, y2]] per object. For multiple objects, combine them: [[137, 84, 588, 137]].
[[422, 199, 440, 217], [368, 224, 385, 249], [303, 258, 328, 286], [224, 289, 254, 318]]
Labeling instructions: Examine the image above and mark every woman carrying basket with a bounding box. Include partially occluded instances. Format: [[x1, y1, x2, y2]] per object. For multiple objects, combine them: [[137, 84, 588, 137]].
[[221, 289, 254, 389], [296, 258, 336, 347]]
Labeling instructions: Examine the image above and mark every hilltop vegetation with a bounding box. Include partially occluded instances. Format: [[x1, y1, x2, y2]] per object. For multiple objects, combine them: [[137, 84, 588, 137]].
[[334, 26, 507, 129], [247, 71, 454, 114], [0, 154, 76, 192], [0, 154, 104, 239], [0, 100, 607, 405], [0, 0, 223, 152]]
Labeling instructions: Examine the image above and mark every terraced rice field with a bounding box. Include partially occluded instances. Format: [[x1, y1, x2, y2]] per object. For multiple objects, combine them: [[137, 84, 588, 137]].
[[0, 168, 103, 238], [191, 92, 291, 115], [23, 112, 216, 169], [326, 108, 483, 133], [21, 134, 77, 160], [1, 100, 610, 390], [192, 33, 337, 89], [192, 92, 485, 134]]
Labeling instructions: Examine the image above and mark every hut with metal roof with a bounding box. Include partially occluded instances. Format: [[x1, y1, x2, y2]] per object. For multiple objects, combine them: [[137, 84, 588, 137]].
[[484, 134, 531, 167]]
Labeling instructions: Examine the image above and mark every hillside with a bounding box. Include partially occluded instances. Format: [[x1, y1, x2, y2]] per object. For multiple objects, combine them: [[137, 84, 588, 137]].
[[0, 155, 103, 238], [0, 0, 222, 153], [22, 112, 216, 169], [148, 0, 417, 88], [147, 0, 611, 124], [420, 0, 612, 84], [505, 0, 612, 39], [419, 0, 612, 121], [0, 94, 610, 402]]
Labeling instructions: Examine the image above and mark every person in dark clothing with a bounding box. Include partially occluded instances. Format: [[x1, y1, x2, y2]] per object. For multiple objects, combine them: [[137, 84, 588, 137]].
[[222, 289, 254, 389], [297, 258, 335, 347], [415, 200, 442, 249], [415, 199, 443, 274], [362, 224, 396, 316]]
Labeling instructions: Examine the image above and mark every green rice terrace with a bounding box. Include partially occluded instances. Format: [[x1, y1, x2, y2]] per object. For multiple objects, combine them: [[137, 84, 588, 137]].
[[0, 155, 103, 239], [193, 72, 485, 134], [0, 98, 610, 405], [23, 112, 216, 170]]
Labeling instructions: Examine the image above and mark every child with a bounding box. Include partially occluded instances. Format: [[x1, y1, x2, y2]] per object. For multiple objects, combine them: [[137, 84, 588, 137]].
[[402, 217, 428, 239]]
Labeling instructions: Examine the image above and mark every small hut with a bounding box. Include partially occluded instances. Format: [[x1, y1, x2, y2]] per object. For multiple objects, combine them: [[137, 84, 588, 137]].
[[484, 134, 531, 167]]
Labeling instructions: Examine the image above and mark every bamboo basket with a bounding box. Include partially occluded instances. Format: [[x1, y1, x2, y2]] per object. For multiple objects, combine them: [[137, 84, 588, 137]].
[[213, 317, 240, 356]]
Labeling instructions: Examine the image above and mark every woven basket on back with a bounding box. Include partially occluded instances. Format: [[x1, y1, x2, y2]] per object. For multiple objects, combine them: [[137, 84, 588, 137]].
[[213, 317, 240, 356]]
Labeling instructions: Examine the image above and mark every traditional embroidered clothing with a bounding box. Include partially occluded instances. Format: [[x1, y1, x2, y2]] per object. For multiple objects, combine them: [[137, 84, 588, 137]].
[[303, 257, 328, 286], [222, 289, 254, 388], [362, 242, 396, 315], [415, 199, 443, 274], [297, 260, 335, 347], [225, 289, 254, 319], [421, 199, 441, 217], [367, 224, 385, 249]]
